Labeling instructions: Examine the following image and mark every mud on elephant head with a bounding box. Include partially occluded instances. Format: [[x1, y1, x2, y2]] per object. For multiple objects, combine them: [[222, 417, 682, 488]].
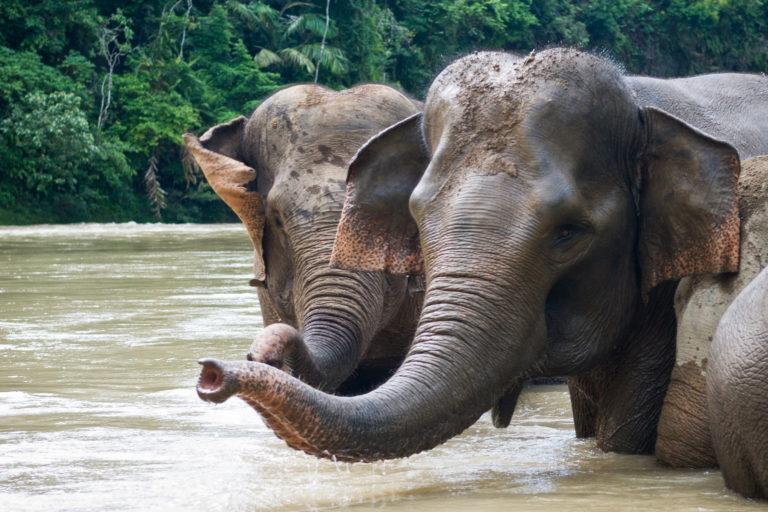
[[196, 49, 768, 477], [184, 84, 423, 393]]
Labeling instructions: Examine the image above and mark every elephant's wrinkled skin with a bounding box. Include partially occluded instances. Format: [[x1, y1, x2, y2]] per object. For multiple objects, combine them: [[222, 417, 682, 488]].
[[184, 84, 423, 393], [691, 155, 768, 500], [660, 155, 768, 471], [196, 49, 768, 470], [709, 259, 768, 499]]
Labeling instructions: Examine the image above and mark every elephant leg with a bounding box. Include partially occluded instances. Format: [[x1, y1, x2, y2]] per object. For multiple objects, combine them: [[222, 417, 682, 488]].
[[655, 361, 717, 467], [654, 273, 728, 469], [571, 282, 678, 454], [568, 374, 598, 438]]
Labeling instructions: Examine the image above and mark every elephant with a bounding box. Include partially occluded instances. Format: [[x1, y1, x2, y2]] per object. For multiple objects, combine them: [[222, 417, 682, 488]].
[[709, 257, 768, 499], [196, 47, 768, 479], [662, 155, 768, 499], [183, 84, 424, 394], [657, 154, 768, 470]]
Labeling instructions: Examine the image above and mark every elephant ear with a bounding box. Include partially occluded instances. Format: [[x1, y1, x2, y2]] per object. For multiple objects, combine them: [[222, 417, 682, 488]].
[[331, 113, 429, 274], [637, 107, 741, 297], [183, 117, 267, 283]]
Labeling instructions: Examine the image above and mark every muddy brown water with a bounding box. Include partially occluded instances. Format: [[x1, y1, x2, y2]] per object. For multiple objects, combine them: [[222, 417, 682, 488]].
[[1, 224, 764, 511]]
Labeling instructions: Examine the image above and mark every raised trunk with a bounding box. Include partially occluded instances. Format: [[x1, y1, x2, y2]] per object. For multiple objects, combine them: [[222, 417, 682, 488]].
[[198, 277, 540, 462]]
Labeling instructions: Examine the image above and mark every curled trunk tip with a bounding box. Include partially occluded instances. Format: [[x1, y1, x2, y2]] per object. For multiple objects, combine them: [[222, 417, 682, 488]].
[[197, 358, 235, 403]]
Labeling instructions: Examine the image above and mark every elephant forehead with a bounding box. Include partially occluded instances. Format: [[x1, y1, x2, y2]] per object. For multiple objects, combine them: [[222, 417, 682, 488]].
[[428, 53, 524, 121], [426, 48, 630, 143], [429, 51, 521, 95], [255, 97, 418, 169], [261, 84, 416, 130], [269, 166, 347, 204]]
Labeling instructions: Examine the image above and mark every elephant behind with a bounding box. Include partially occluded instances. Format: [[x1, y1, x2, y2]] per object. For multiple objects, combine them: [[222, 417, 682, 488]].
[[709, 264, 768, 500], [659, 155, 768, 470], [184, 84, 423, 393], [706, 156, 768, 499]]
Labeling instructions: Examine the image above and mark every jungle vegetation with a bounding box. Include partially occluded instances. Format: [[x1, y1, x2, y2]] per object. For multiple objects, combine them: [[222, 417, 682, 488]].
[[1, 0, 767, 223]]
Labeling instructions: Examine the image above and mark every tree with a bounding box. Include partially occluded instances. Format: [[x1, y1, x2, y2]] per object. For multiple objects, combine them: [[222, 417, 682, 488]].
[[96, 10, 134, 129], [0, 89, 133, 221], [2, 0, 768, 224], [235, 0, 348, 81]]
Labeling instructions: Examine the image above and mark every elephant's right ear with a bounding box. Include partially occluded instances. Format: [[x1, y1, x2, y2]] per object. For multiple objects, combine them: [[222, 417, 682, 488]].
[[331, 113, 429, 274], [637, 107, 741, 298], [183, 117, 267, 283]]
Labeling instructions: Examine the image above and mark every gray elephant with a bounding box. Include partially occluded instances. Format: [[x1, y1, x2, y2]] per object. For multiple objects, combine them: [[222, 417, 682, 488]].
[[709, 261, 768, 500], [658, 155, 768, 471], [706, 156, 768, 499], [659, 155, 767, 499], [184, 84, 423, 393], [195, 48, 768, 488]]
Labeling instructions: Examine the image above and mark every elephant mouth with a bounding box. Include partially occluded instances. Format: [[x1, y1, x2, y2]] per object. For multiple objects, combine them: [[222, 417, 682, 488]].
[[197, 359, 230, 403]]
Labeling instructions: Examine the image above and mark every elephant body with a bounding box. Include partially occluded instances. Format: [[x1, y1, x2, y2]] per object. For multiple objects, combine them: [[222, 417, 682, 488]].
[[657, 155, 768, 470], [184, 84, 423, 393], [196, 49, 768, 499], [627, 74, 768, 158], [709, 247, 768, 499]]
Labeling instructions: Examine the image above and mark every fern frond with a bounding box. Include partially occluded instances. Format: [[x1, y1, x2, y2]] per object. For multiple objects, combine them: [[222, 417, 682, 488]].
[[279, 47, 315, 74], [300, 44, 348, 74], [254, 48, 282, 68], [144, 155, 166, 220]]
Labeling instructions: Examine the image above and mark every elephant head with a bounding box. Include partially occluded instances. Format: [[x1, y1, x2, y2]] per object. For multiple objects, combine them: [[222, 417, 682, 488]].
[[197, 48, 746, 461], [184, 84, 422, 393]]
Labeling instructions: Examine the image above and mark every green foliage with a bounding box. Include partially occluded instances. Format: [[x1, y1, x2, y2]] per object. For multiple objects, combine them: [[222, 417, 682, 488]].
[[0, 0, 98, 64], [60, 50, 96, 86], [238, 0, 348, 81], [529, 0, 768, 75], [0, 46, 84, 116], [190, 3, 281, 122], [0, 90, 134, 222], [0, 0, 767, 224], [373, 0, 539, 94], [2, 91, 97, 195]]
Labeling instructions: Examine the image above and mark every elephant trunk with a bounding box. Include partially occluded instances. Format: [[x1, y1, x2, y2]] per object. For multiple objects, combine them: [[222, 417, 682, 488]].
[[272, 208, 393, 391], [199, 275, 542, 462], [294, 268, 389, 390]]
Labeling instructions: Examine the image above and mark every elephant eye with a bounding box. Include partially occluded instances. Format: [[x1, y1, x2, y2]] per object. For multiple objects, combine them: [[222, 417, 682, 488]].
[[556, 225, 577, 243]]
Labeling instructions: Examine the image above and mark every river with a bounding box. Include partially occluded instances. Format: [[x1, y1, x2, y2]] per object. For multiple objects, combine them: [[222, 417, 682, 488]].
[[0, 224, 763, 511]]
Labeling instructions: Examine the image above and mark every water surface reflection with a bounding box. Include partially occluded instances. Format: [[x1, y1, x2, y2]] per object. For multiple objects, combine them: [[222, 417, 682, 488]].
[[0, 224, 761, 511]]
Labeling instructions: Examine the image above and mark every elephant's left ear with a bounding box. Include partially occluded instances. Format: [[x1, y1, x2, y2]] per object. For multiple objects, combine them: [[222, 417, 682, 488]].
[[638, 107, 741, 297], [331, 113, 429, 275]]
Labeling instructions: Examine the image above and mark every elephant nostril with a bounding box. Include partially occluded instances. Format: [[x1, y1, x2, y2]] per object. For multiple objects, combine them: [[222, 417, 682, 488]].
[[198, 365, 224, 390]]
